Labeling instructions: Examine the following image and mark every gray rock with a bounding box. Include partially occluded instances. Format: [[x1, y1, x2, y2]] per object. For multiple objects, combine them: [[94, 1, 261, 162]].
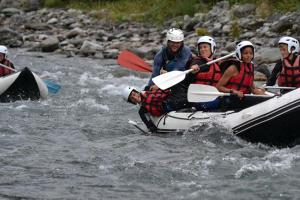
[[79, 40, 103, 56], [25, 22, 52, 31], [115, 31, 133, 38], [211, 23, 222, 35], [239, 17, 260, 30], [69, 38, 85, 48], [1, 8, 22, 16], [103, 49, 119, 59], [222, 24, 231, 34], [0, 28, 23, 47], [66, 27, 85, 39], [256, 63, 271, 79], [232, 4, 256, 18], [270, 15, 293, 33], [224, 42, 236, 52], [132, 46, 157, 60], [47, 18, 58, 24], [183, 15, 198, 32], [240, 32, 255, 39], [255, 47, 281, 64], [0, 0, 42, 11], [254, 71, 267, 81], [0, 0, 21, 9], [40, 36, 60, 52], [24, 0, 42, 11]]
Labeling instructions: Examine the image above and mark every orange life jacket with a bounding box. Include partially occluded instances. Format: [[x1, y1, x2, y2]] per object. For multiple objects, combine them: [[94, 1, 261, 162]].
[[0, 59, 14, 77], [277, 55, 300, 87], [194, 57, 222, 86], [226, 62, 254, 94], [141, 89, 171, 116]]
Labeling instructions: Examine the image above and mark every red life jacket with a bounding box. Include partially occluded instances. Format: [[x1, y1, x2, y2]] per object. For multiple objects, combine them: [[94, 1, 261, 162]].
[[277, 55, 300, 87], [0, 59, 14, 77], [226, 62, 254, 94], [194, 57, 222, 86], [141, 89, 171, 116]]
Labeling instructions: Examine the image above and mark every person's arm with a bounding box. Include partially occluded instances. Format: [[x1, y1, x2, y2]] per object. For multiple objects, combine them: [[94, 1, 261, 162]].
[[250, 82, 265, 94], [266, 61, 282, 86], [189, 57, 210, 73], [216, 65, 244, 98], [138, 106, 157, 133]]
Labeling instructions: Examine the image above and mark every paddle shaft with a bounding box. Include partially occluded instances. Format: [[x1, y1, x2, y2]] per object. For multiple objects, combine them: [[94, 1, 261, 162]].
[[128, 120, 149, 134], [205, 52, 235, 66], [264, 86, 296, 90], [153, 52, 236, 90], [177, 52, 236, 77], [0, 63, 17, 72], [191, 91, 272, 98]]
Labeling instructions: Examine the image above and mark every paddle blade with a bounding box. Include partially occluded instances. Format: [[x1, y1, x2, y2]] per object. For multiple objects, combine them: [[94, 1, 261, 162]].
[[43, 80, 61, 94], [187, 84, 274, 102], [117, 50, 152, 72], [152, 71, 185, 90], [188, 84, 222, 102], [152, 69, 193, 90]]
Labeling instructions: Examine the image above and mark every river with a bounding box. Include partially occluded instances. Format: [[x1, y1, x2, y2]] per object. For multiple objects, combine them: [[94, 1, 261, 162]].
[[0, 49, 299, 199]]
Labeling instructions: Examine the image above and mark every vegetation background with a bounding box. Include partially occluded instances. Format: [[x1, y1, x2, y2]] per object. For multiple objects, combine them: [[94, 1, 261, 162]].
[[42, 0, 300, 24]]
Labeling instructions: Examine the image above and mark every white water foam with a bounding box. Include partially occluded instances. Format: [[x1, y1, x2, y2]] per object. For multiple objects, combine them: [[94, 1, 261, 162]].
[[235, 148, 300, 178], [71, 98, 109, 112]]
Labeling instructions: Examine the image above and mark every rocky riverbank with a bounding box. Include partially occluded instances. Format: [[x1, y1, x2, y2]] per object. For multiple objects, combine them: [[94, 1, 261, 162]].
[[0, 1, 299, 80]]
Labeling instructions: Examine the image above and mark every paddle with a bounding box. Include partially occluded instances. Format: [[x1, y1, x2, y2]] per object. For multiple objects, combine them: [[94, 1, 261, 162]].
[[128, 120, 149, 135], [152, 52, 236, 90], [0, 63, 61, 94], [117, 50, 152, 72], [188, 84, 274, 102], [263, 86, 296, 90]]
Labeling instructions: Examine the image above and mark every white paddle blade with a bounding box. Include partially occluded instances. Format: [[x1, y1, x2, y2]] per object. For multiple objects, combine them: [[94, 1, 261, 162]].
[[128, 120, 138, 126], [188, 84, 225, 102], [188, 91, 223, 102], [152, 69, 192, 90], [189, 84, 219, 93]]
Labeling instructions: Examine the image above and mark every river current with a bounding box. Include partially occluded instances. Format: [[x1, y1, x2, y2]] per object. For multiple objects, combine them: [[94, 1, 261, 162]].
[[0, 49, 299, 199]]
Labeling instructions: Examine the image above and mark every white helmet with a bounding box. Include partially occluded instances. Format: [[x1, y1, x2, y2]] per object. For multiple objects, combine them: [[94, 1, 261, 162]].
[[235, 41, 254, 61], [197, 36, 216, 55], [0, 45, 8, 58], [278, 36, 299, 54], [122, 86, 137, 103], [166, 28, 184, 42]]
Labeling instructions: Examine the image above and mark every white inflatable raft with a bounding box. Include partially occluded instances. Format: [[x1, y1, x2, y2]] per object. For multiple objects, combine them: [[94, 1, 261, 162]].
[[151, 88, 300, 147], [0, 67, 48, 102]]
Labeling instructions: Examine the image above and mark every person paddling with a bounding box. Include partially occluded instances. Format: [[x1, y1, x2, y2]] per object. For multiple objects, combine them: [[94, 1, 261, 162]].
[[122, 86, 191, 132], [147, 28, 192, 90], [0, 45, 15, 77], [216, 41, 265, 110], [266, 36, 300, 91], [189, 36, 222, 110]]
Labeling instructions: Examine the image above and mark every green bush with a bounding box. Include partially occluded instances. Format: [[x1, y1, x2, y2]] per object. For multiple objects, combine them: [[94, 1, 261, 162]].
[[230, 20, 241, 39], [195, 28, 209, 36], [43, 0, 300, 23]]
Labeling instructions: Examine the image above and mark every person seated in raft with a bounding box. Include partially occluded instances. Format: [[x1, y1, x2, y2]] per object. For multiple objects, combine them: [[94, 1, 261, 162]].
[[0, 45, 15, 77], [188, 36, 222, 111], [122, 86, 191, 133], [266, 36, 300, 91], [216, 41, 265, 110], [147, 28, 192, 91]]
